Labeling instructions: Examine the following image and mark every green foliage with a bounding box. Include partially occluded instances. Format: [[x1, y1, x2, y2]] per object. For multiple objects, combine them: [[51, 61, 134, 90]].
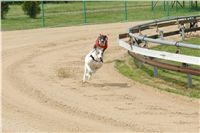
[[1, 2, 10, 19], [22, 1, 41, 19]]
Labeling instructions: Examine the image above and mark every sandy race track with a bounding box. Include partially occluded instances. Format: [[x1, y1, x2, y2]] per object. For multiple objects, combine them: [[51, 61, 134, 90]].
[[2, 22, 200, 132]]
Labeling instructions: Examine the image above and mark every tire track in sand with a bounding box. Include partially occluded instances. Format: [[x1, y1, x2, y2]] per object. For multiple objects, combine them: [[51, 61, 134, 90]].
[[3, 36, 144, 131]]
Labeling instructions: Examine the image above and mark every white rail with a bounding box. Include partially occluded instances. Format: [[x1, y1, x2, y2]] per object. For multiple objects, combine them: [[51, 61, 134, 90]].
[[118, 39, 200, 66]]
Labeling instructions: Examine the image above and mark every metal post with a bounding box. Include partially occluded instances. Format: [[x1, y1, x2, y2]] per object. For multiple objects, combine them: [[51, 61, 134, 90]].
[[138, 61, 143, 68], [124, 0, 128, 21], [159, 30, 164, 39], [187, 74, 192, 88], [181, 26, 185, 41], [151, 1, 154, 11], [163, 0, 166, 11], [83, 0, 87, 24], [41, 1, 45, 27], [183, 1, 185, 8], [191, 1, 193, 8], [195, 1, 198, 8], [189, 1, 193, 10], [153, 66, 158, 77], [167, 1, 170, 18]]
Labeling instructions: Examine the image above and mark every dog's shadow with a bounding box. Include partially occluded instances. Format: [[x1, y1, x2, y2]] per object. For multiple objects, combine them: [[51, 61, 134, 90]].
[[89, 82, 129, 88]]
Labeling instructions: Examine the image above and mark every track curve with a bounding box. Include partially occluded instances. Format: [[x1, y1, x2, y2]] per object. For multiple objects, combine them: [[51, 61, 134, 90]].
[[2, 22, 199, 132]]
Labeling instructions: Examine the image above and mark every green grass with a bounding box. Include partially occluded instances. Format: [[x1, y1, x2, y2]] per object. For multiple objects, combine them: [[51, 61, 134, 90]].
[[115, 38, 200, 98], [1, 1, 200, 31], [186, 37, 200, 44]]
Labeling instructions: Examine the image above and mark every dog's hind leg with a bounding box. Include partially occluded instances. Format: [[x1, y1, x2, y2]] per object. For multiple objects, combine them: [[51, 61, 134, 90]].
[[83, 64, 87, 82]]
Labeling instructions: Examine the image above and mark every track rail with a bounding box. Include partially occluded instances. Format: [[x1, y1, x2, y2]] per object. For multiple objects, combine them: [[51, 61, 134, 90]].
[[118, 39, 200, 66], [128, 51, 200, 76], [118, 15, 200, 87], [128, 15, 200, 34]]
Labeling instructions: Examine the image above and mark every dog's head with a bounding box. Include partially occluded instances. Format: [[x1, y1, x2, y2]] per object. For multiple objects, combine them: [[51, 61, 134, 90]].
[[98, 34, 108, 46]]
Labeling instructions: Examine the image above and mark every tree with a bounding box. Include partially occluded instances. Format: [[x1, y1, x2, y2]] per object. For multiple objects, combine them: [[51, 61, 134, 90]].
[[22, 1, 41, 19], [1, 2, 10, 19]]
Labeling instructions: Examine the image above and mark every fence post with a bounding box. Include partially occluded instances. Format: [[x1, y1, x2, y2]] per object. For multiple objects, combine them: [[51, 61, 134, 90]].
[[83, 0, 87, 24], [189, 1, 193, 11], [180, 26, 185, 41], [151, 1, 154, 11], [41, 1, 45, 27], [176, 1, 178, 12], [153, 66, 158, 77], [124, 0, 128, 21], [166, 1, 170, 18], [163, 0, 166, 11]]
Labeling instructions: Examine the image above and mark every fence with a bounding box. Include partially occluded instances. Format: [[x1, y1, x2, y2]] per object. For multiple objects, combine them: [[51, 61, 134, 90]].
[[118, 15, 200, 88], [2, 1, 200, 30]]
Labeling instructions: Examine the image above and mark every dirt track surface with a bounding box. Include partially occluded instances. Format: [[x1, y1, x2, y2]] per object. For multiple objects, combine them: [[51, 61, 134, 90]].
[[2, 22, 200, 132]]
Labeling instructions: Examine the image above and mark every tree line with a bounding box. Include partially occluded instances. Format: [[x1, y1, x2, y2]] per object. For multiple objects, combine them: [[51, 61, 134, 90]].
[[1, 1, 71, 19]]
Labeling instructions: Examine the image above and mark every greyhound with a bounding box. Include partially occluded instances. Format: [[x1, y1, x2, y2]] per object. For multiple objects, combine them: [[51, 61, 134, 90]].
[[83, 34, 108, 82]]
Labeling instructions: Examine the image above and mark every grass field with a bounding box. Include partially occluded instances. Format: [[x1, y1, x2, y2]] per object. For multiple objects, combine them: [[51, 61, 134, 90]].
[[115, 38, 200, 98], [2, 1, 200, 30]]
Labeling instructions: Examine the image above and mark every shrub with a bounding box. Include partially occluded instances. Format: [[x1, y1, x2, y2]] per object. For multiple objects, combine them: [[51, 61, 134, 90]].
[[1, 2, 10, 19], [22, 1, 41, 19]]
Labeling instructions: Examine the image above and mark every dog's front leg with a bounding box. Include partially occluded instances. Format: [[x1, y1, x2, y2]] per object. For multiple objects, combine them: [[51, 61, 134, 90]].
[[83, 63, 89, 82], [86, 63, 93, 80]]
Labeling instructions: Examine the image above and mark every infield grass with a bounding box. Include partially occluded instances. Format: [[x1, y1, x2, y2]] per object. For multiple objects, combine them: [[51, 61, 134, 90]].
[[115, 38, 200, 98]]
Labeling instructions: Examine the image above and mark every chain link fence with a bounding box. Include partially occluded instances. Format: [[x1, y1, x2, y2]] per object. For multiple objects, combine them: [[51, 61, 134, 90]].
[[1, 1, 200, 30]]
